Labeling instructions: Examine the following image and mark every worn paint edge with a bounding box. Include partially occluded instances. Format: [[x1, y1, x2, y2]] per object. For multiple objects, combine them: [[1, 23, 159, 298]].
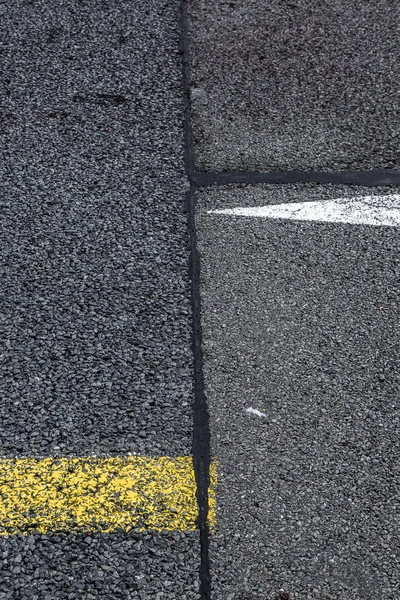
[[0, 456, 217, 536], [207, 194, 400, 226]]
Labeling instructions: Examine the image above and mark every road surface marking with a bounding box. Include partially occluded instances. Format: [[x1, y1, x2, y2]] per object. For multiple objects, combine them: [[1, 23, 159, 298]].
[[0, 456, 217, 536], [246, 407, 267, 418], [207, 194, 400, 226]]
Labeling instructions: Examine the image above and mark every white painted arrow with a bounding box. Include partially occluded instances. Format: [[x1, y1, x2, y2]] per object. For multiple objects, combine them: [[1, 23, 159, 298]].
[[207, 194, 400, 227]]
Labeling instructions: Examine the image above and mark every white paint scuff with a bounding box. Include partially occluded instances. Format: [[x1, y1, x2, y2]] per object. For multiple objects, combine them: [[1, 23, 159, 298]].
[[246, 407, 267, 418], [207, 194, 400, 227]]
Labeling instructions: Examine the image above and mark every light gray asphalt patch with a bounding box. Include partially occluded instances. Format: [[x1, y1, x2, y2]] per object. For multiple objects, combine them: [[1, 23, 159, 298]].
[[0, 0, 199, 598], [197, 184, 400, 599], [189, 0, 399, 172]]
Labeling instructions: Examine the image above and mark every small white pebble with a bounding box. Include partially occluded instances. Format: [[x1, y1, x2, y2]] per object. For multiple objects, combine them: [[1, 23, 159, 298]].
[[246, 407, 267, 418]]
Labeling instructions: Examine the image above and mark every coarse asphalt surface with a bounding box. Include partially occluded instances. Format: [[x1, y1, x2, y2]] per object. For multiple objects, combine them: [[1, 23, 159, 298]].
[[1, 0, 399, 599], [1, 0, 192, 459], [189, 0, 399, 172], [188, 0, 399, 596], [196, 184, 400, 599], [0, 1, 200, 598]]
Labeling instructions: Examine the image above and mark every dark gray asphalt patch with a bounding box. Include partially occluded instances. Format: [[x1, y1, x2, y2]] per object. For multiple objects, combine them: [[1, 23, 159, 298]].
[[0, 0, 191, 458], [189, 0, 399, 172], [0, 0, 200, 597], [196, 184, 400, 599], [0, 531, 200, 599]]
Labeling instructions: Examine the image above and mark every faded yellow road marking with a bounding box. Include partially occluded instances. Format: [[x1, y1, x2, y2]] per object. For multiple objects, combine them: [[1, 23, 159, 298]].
[[0, 456, 217, 536]]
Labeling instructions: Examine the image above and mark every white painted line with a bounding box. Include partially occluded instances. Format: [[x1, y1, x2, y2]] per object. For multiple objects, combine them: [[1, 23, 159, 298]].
[[207, 194, 400, 227], [246, 407, 267, 418]]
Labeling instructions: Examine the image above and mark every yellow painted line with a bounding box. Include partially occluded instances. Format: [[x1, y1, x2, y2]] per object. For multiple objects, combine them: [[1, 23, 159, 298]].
[[0, 456, 217, 536]]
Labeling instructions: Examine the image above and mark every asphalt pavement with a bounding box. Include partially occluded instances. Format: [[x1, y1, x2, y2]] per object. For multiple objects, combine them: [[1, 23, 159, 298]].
[[0, 1, 200, 598], [189, 0, 398, 172], [0, 0, 399, 599], [189, 1, 400, 596], [196, 184, 400, 599]]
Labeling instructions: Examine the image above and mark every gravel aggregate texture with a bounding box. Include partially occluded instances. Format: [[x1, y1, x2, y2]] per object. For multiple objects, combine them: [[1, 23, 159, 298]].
[[0, 0, 192, 458], [0, 0, 200, 597], [0, 531, 201, 599], [189, 0, 399, 172], [196, 184, 400, 599]]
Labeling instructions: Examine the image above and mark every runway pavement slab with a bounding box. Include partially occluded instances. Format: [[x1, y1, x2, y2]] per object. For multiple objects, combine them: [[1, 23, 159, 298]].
[[189, 0, 399, 172], [196, 183, 400, 599]]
